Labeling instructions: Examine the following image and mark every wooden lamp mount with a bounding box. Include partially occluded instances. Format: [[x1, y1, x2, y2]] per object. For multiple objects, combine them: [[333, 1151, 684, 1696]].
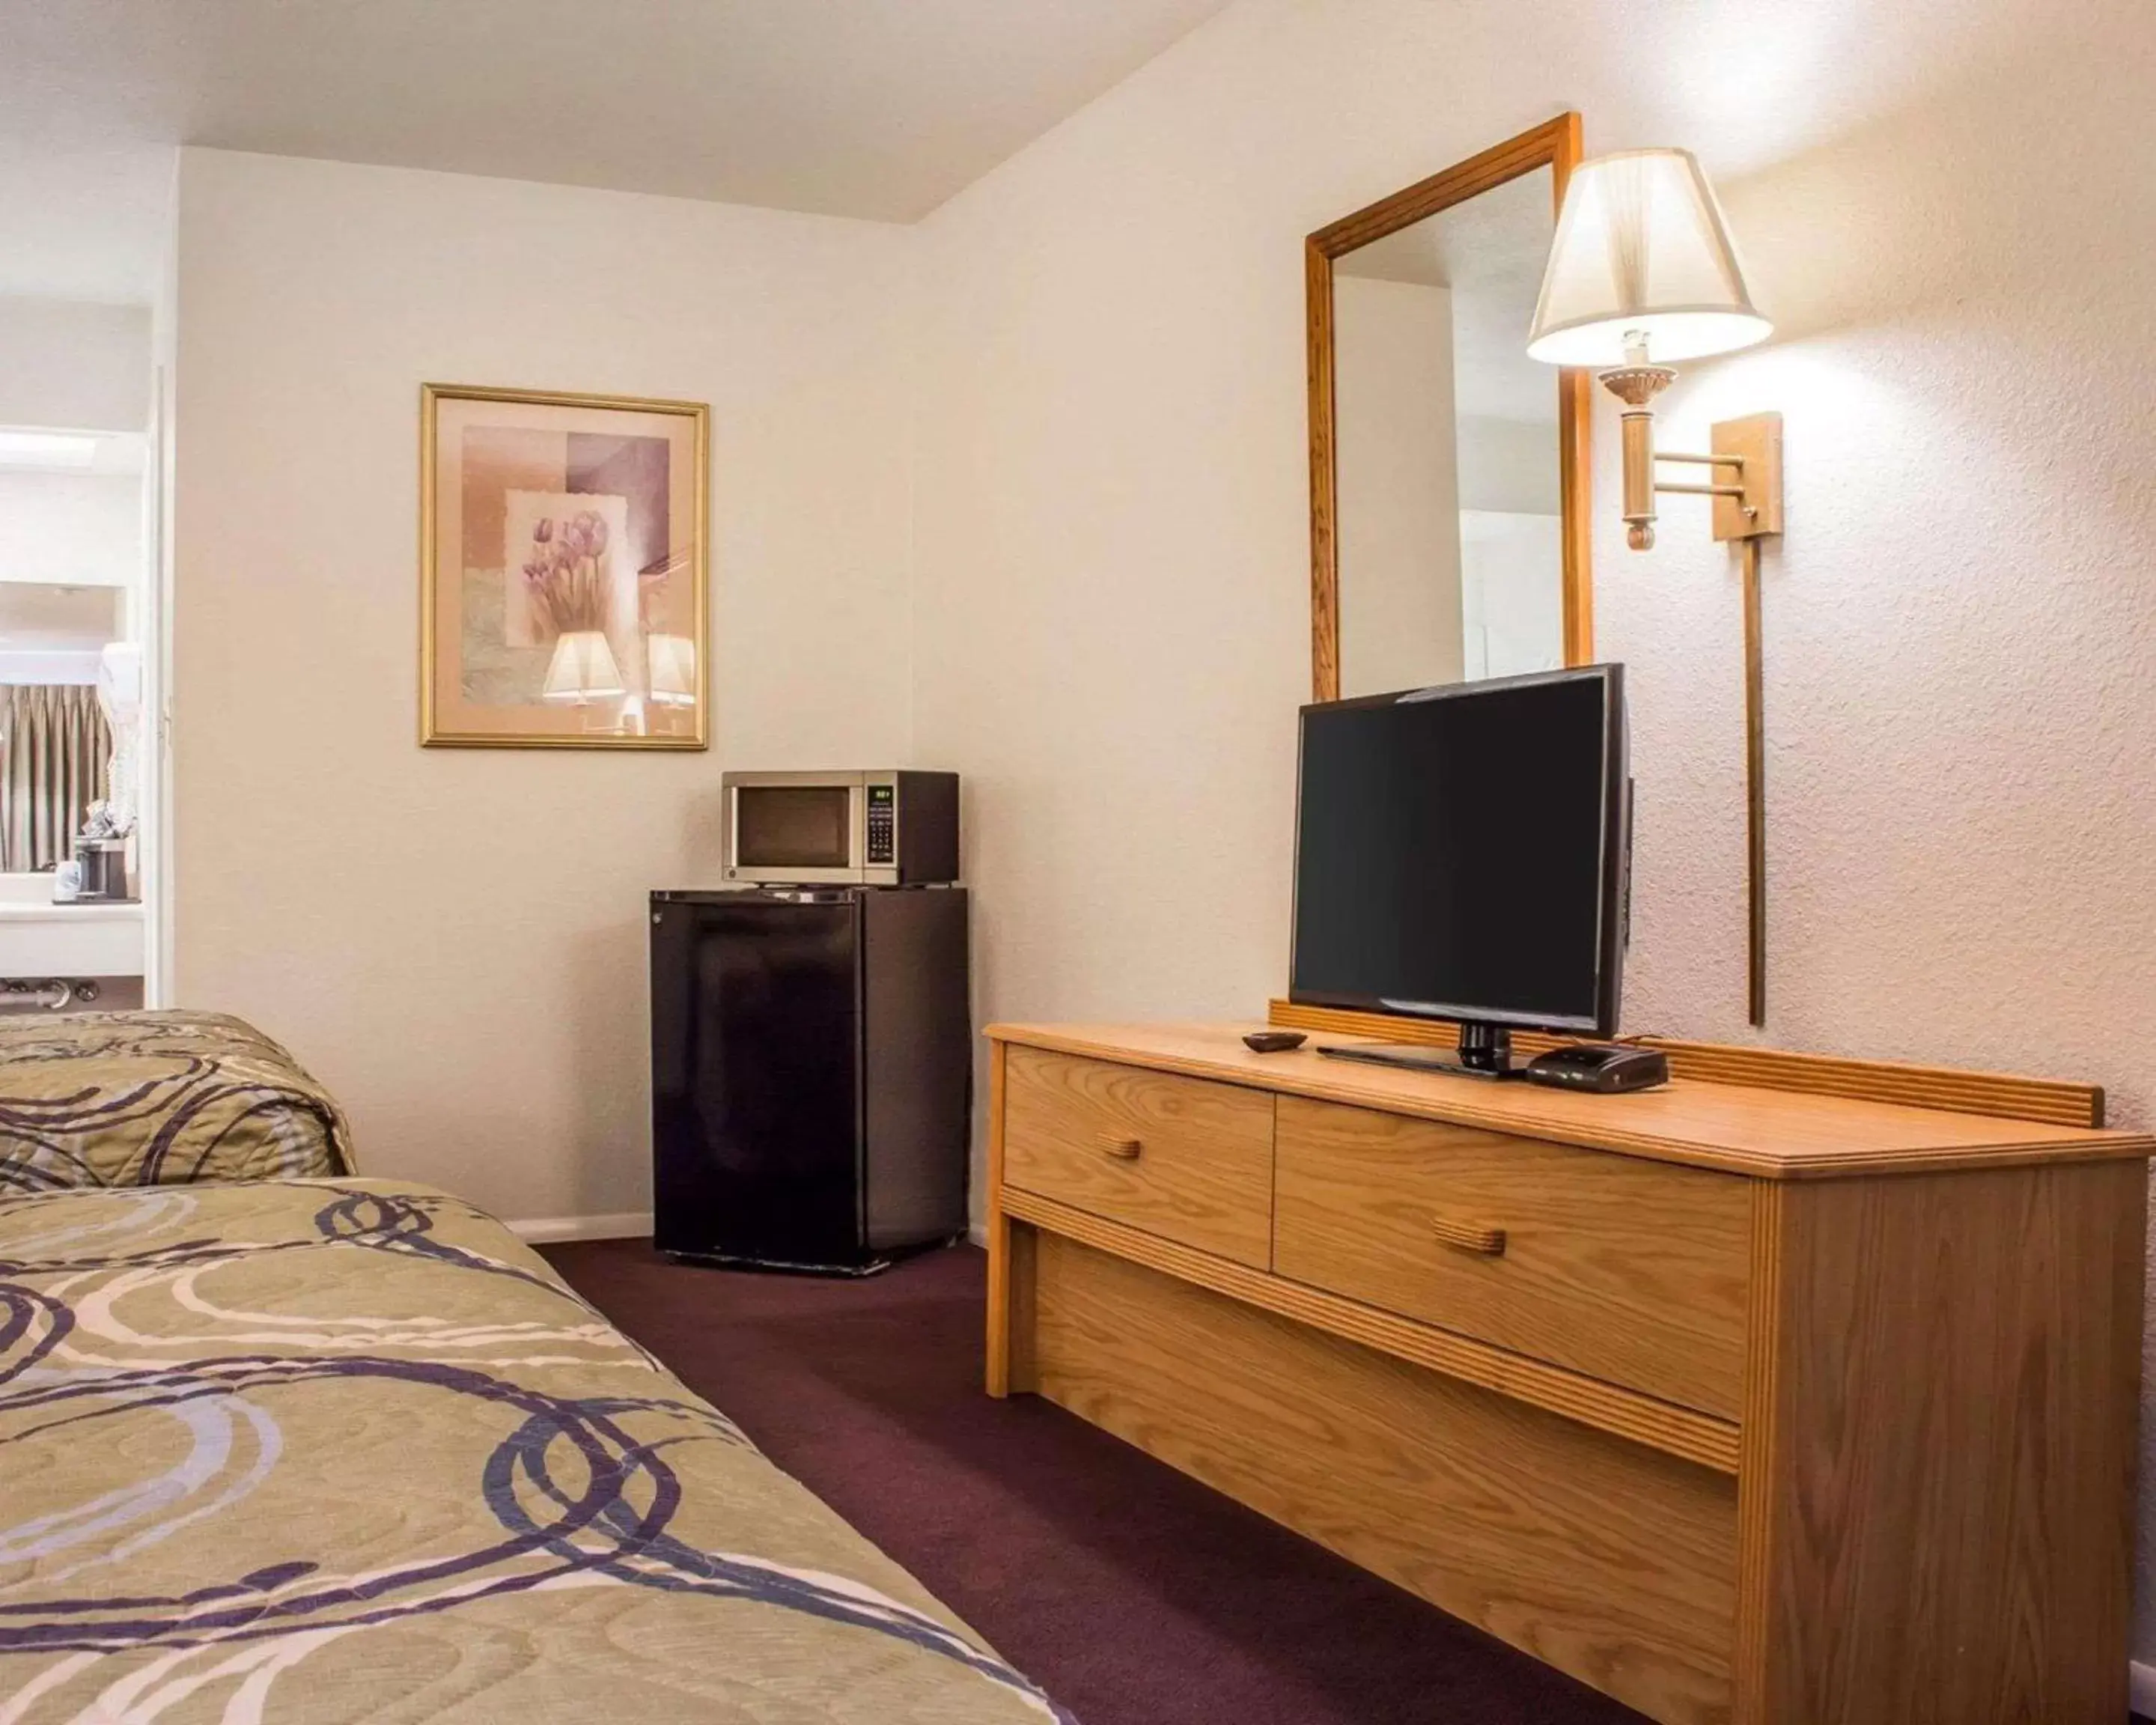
[[1604, 356, 1784, 1028]]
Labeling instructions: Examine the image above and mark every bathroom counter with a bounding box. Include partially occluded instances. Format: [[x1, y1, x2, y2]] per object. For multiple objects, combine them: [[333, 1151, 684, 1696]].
[[0, 897, 144, 976]]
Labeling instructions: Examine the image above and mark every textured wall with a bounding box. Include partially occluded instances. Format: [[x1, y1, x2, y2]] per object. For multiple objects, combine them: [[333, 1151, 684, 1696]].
[[172, 150, 918, 1226], [908, 0, 2156, 1658]]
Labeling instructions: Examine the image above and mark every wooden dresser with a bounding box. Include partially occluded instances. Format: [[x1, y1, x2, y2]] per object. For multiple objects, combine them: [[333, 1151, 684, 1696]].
[[981, 1020, 2152, 1725]]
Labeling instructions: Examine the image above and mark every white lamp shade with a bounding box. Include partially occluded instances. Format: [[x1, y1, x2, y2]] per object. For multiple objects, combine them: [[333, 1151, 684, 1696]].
[[1527, 148, 1770, 367], [541, 630, 626, 702], [645, 633, 697, 706]]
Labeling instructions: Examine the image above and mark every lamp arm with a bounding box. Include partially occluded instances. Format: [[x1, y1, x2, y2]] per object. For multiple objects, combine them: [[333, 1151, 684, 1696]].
[[1656, 481, 1750, 504], [1620, 404, 1657, 550], [1598, 361, 1678, 550], [1599, 369, 1776, 546]]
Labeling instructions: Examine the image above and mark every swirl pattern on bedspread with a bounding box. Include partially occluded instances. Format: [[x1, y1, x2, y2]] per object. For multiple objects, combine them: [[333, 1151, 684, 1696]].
[[0, 1178, 1069, 1724], [0, 1010, 353, 1192]]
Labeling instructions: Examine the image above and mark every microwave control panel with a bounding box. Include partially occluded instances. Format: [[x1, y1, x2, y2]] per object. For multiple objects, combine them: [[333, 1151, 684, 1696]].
[[865, 784, 896, 865]]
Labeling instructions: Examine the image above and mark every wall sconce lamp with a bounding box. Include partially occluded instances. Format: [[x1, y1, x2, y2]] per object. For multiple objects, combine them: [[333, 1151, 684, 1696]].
[[1526, 147, 1781, 1025]]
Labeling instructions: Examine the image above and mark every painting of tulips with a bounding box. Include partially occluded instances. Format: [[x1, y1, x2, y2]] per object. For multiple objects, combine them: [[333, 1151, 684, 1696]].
[[421, 384, 708, 747], [503, 495, 635, 645]]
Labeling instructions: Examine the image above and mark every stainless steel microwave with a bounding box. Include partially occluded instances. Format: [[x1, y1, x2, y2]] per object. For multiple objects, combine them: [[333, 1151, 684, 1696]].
[[722, 770, 960, 886]]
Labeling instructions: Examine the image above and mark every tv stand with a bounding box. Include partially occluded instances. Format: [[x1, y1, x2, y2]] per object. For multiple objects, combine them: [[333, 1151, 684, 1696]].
[[983, 1021, 2150, 1725], [1316, 1017, 1526, 1079]]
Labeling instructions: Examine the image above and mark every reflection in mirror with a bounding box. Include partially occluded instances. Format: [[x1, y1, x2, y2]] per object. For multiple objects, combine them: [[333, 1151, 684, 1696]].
[[0, 583, 124, 871], [1331, 165, 1565, 698]]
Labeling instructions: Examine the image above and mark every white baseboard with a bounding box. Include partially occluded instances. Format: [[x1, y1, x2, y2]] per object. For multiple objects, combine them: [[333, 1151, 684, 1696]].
[[2131, 1660, 2156, 1717], [966, 1220, 987, 1247], [508, 1211, 653, 1245]]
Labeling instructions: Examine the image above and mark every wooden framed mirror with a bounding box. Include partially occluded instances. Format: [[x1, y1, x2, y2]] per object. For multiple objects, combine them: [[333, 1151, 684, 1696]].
[[1308, 113, 1592, 702]]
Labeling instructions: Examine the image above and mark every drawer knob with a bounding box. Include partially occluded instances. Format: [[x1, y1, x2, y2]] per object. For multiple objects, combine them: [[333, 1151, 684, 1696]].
[[1431, 1215, 1507, 1256], [1097, 1134, 1144, 1160]]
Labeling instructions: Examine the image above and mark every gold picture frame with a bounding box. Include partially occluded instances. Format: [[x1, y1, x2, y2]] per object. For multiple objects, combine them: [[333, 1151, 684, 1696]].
[[420, 382, 710, 749]]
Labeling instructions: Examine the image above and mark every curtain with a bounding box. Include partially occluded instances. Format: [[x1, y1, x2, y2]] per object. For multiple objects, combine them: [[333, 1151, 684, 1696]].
[[0, 686, 111, 872]]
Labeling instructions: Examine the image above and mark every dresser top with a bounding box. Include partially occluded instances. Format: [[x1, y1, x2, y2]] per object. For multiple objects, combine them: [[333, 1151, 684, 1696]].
[[985, 1022, 2156, 1180]]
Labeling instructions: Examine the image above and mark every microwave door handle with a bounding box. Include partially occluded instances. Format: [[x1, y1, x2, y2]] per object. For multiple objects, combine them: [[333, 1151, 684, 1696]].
[[850, 782, 867, 876]]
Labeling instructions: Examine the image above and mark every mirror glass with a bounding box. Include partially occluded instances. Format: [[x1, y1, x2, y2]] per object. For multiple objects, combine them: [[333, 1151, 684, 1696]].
[[1332, 165, 1564, 697]]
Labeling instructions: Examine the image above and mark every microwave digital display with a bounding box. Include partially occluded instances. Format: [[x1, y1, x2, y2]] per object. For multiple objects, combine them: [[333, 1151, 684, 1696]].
[[865, 785, 895, 864], [734, 786, 851, 870]]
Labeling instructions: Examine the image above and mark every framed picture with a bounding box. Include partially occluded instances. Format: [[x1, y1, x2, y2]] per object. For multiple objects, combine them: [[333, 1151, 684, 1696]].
[[420, 383, 709, 748]]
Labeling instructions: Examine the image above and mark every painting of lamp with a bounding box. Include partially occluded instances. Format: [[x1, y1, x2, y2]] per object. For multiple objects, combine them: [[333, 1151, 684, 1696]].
[[540, 630, 626, 705], [645, 633, 698, 708]]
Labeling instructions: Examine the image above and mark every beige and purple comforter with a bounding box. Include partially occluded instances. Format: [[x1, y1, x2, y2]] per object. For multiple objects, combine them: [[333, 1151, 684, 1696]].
[[0, 1011, 353, 1193], [0, 1178, 1066, 1723]]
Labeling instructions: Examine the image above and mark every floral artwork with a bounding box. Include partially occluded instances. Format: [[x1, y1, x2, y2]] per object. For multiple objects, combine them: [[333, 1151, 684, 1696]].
[[421, 385, 707, 748], [522, 509, 612, 635], [500, 491, 636, 649]]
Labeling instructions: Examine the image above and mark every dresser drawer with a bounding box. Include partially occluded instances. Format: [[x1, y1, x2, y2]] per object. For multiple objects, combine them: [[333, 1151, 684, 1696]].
[[1273, 1097, 1751, 1415], [1002, 1047, 1274, 1266], [1032, 1234, 1738, 1725]]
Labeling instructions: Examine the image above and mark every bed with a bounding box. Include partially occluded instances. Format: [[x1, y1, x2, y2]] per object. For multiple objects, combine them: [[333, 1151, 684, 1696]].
[[0, 1175, 1068, 1722], [0, 1009, 353, 1193]]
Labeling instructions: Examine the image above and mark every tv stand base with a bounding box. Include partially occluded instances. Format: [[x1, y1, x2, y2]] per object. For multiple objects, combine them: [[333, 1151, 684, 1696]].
[[1316, 1017, 1526, 1078]]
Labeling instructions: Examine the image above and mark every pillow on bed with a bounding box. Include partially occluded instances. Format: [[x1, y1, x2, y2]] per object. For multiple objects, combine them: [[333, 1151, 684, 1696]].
[[0, 1007, 354, 1191]]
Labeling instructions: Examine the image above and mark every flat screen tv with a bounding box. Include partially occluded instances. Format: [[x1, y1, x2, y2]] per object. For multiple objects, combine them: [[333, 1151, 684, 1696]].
[[1289, 665, 1629, 1074]]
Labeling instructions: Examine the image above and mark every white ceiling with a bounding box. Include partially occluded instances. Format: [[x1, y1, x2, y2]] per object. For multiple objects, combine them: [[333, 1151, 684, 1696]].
[[0, 0, 1233, 302]]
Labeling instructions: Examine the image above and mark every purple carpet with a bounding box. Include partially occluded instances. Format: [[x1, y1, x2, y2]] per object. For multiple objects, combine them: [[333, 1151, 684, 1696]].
[[540, 1237, 1651, 1725]]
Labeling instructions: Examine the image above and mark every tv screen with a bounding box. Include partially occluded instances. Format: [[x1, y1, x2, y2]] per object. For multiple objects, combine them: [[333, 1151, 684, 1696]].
[[1290, 666, 1627, 1035]]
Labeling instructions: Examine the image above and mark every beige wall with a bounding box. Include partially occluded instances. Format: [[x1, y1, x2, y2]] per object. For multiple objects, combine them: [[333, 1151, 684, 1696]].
[[0, 298, 151, 433], [0, 473, 142, 588], [907, 0, 2156, 1657], [171, 148, 918, 1227], [1332, 274, 1462, 696]]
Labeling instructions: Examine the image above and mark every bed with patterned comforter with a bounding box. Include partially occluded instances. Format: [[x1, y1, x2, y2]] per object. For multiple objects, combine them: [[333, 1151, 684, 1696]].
[[0, 1010, 353, 1193], [0, 1177, 1066, 1723]]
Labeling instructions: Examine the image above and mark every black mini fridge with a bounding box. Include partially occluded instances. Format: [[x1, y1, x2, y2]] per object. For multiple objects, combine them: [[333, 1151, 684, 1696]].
[[650, 886, 970, 1274]]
